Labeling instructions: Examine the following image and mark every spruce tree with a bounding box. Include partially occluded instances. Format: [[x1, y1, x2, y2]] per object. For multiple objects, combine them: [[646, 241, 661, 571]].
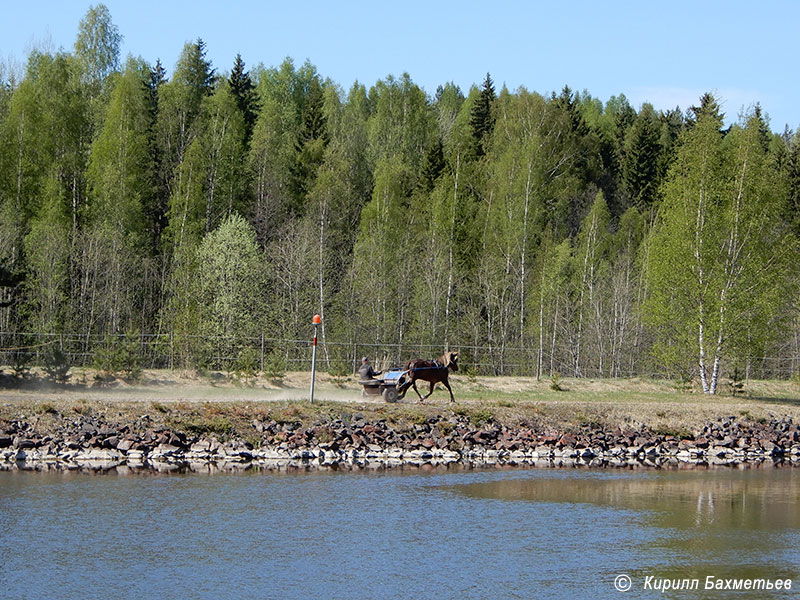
[[418, 137, 445, 193], [687, 92, 725, 130], [787, 131, 800, 233], [228, 53, 259, 144], [470, 72, 496, 157], [623, 103, 663, 209], [144, 59, 167, 249], [289, 76, 328, 214]]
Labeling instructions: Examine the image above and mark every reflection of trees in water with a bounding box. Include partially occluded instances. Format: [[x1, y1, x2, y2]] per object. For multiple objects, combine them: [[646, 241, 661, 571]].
[[695, 489, 715, 527], [454, 468, 800, 532]]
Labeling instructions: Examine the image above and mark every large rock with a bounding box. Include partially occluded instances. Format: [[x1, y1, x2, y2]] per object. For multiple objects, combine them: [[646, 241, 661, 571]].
[[150, 443, 181, 459]]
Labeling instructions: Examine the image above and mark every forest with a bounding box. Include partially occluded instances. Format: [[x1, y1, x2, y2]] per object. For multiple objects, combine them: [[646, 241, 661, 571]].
[[1, 5, 799, 393]]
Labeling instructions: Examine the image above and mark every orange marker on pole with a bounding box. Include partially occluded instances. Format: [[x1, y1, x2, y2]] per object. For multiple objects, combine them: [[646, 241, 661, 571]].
[[310, 314, 321, 403]]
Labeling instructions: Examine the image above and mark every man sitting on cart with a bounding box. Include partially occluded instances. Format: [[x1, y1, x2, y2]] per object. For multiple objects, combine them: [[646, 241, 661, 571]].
[[359, 356, 381, 381]]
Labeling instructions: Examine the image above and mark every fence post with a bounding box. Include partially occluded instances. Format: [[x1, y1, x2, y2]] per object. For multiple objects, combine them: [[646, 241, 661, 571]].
[[260, 333, 265, 373]]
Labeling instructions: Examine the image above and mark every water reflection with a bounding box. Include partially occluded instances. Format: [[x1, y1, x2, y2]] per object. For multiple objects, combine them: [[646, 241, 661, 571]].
[[451, 467, 800, 531], [450, 467, 800, 595]]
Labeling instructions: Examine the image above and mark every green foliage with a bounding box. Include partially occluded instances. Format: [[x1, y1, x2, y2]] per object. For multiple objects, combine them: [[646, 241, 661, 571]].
[[726, 367, 746, 397], [74, 4, 121, 89], [180, 416, 233, 438], [43, 347, 71, 384], [194, 214, 265, 345], [263, 349, 287, 382], [468, 408, 494, 427], [646, 106, 796, 392], [92, 331, 143, 380], [463, 365, 478, 384], [86, 56, 151, 237], [228, 54, 259, 141], [35, 402, 58, 415], [231, 346, 259, 385], [550, 372, 563, 391], [13, 359, 32, 382], [151, 401, 170, 414], [650, 425, 693, 439], [623, 103, 663, 208], [0, 12, 798, 385], [327, 360, 351, 387], [470, 73, 496, 157]]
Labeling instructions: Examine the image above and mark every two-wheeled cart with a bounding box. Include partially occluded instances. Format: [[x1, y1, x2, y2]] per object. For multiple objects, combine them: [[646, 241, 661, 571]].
[[358, 369, 406, 403]]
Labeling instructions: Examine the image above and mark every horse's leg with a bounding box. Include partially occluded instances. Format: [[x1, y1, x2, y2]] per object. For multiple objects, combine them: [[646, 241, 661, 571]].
[[442, 377, 455, 402], [422, 381, 435, 400], [411, 380, 425, 403], [397, 374, 409, 399]]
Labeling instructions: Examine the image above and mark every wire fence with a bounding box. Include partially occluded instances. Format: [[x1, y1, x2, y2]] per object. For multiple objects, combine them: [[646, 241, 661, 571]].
[[1, 330, 799, 380]]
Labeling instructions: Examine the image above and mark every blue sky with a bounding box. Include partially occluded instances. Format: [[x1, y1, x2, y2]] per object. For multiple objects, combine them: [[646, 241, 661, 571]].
[[3, 0, 798, 132]]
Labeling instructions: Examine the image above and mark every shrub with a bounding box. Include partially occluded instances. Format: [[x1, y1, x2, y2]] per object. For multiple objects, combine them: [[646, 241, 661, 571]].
[[43, 348, 71, 384], [13, 352, 33, 381], [264, 349, 287, 382], [469, 408, 494, 427], [36, 402, 58, 415], [328, 360, 351, 387], [436, 421, 455, 436], [93, 331, 142, 381], [181, 417, 233, 437], [463, 366, 478, 384], [231, 347, 259, 385], [550, 371, 563, 392], [726, 367, 746, 397]]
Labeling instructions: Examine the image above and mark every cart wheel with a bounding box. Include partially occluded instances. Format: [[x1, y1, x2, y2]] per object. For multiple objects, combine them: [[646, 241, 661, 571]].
[[382, 387, 399, 403]]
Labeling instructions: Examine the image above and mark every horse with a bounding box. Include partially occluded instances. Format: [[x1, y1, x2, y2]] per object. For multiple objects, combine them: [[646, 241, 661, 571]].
[[397, 351, 459, 403]]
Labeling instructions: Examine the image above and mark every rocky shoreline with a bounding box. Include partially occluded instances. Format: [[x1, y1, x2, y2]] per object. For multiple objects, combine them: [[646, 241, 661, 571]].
[[2, 409, 800, 473]]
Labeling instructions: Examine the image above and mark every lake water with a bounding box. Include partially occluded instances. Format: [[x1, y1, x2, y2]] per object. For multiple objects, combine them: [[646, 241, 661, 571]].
[[1, 464, 798, 599]]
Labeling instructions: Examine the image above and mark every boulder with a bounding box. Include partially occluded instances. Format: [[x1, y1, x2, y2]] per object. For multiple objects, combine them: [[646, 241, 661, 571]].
[[117, 438, 135, 452]]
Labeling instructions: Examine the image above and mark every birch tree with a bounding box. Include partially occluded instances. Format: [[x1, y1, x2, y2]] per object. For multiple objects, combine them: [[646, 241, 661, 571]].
[[80, 57, 152, 334], [572, 191, 610, 376], [646, 105, 794, 392]]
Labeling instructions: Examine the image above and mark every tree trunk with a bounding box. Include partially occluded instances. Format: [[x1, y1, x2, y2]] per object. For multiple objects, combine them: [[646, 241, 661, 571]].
[[444, 153, 459, 350]]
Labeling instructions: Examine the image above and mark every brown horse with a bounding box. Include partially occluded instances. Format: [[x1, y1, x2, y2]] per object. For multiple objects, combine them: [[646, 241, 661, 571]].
[[397, 351, 459, 403]]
